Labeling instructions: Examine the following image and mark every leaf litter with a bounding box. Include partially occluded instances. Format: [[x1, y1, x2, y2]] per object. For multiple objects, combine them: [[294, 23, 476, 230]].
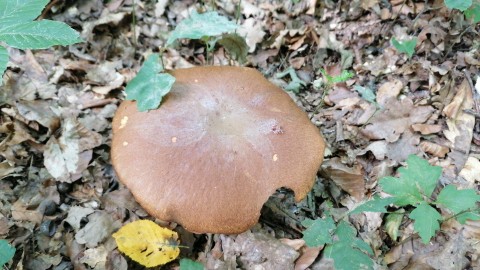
[[0, 0, 479, 269]]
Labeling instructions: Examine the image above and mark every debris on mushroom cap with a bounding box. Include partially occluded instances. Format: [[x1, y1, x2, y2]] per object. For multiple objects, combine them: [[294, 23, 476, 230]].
[[111, 66, 325, 234]]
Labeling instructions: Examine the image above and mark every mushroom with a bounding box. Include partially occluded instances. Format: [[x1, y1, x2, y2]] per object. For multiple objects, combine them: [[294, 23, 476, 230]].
[[111, 66, 325, 234]]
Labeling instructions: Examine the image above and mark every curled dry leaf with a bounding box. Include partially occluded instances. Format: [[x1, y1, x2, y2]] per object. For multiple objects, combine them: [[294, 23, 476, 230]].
[[411, 124, 442, 135], [321, 157, 365, 201], [294, 246, 322, 270], [420, 141, 450, 158], [459, 157, 480, 184]]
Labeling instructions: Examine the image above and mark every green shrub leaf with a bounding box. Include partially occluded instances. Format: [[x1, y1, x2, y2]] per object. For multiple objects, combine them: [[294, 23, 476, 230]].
[[218, 33, 249, 64], [125, 53, 175, 112], [0, 0, 49, 27], [167, 11, 238, 46], [465, 2, 480, 23], [409, 203, 442, 244], [379, 155, 441, 206], [444, 0, 472, 11], [0, 45, 7, 82], [301, 217, 336, 247], [324, 221, 373, 270], [0, 20, 82, 49], [436, 185, 480, 219], [391, 37, 417, 58], [350, 196, 396, 214], [180, 258, 204, 270], [0, 240, 15, 267]]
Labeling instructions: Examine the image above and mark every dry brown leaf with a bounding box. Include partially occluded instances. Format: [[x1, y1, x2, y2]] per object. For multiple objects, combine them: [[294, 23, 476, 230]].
[[419, 141, 450, 158], [295, 246, 321, 270], [411, 124, 442, 135], [43, 118, 102, 182], [459, 156, 480, 184], [443, 79, 475, 169], [377, 79, 403, 106], [321, 157, 365, 201], [280, 238, 305, 251], [361, 98, 433, 142]]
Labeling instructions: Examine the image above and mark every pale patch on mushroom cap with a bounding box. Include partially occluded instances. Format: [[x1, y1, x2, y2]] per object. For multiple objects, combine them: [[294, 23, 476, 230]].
[[111, 66, 325, 234]]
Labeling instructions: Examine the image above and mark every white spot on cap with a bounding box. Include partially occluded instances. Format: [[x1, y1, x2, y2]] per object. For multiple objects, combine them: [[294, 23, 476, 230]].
[[272, 154, 278, 161], [123, 141, 128, 146], [119, 116, 128, 129], [171, 137, 177, 143], [194, 79, 198, 83]]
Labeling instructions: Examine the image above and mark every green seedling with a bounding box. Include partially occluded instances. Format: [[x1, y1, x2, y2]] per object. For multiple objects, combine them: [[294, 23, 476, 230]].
[[125, 53, 175, 112], [391, 37, 417, 58], [352, 155, 480, 244], [0, 240, 15, 268], [302, 214, 374, 270]]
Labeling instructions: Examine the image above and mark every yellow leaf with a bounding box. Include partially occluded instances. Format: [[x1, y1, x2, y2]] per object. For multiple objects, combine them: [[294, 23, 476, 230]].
[[112, 220, 180, 267]]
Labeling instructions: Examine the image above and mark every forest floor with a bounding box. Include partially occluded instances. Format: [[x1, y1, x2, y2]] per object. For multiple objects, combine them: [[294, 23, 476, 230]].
[[1, 0, 480, 269]]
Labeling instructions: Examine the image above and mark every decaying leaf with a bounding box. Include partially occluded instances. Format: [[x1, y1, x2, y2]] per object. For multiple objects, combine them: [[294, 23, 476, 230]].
[[43, 118, 102, 182], [419, 141, 450, 158], [459, 156, 480, 184], [361, 98, 433, 142], [321, 158, 365, 201], [113, 220, 180, 267]]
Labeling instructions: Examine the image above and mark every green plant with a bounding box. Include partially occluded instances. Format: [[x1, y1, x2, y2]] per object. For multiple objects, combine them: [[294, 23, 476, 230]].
[[320, 68, 354, 86], [179, 258, 204, 270], [126, 10, 248, 111], [0, 0, 82, 83], [302, 213, 374, 270], [445, 0, 472, 11], [352, 155, 480, 244], [124, 53, 175, 112], [167, 10, 247, 64], [0, 240, 15, 268], [391, 37, 417, 58]]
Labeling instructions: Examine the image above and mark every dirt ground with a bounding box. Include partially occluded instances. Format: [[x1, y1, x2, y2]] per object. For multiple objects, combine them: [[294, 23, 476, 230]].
[[1, 0, 480, 269]]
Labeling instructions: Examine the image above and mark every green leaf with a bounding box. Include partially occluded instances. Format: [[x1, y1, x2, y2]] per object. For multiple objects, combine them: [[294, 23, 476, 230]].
[[436, 185, 480, 215], [0, 45, 8, 79], [385, 209, 405, 241], [380, 155, 442, 206], [456, 210, 480, 224], [323, 222, 373, 270], [180, 258, 204, 270], [166, 11, 238, 46], [0, 20, 82, 49], [276, 67, 306, 93], [353, 85, 377, 105], [379, 176, 423, 206], [445, 0, 472, 11], [0, 240, 15, 267], [398, 155, 442, 198], [350, 196, 396, 214], [330, 70, 354, 84], [465, 3, 480, 23], [301, 217, 336, 247], [409, 203, 442, 244], [125, 53, 175, 112], [218, 33, 249, 64], [0, 0, 49, 27], [391, 37, 417, 58], [324, 242, 373, 270]]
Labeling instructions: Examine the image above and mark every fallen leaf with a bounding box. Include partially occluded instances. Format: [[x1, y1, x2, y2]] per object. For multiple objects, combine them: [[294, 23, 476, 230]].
[[321, 158, 365, 201], [361, 98, 433, 142], [113, 220, 180, 268], [43, 118, 102, 182], [75, 211, 114, 248], [459, 156, 480, 184]]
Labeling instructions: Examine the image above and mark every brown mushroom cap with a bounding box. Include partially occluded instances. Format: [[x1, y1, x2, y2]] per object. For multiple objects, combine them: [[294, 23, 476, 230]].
[[111, 66, 325, 234]]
